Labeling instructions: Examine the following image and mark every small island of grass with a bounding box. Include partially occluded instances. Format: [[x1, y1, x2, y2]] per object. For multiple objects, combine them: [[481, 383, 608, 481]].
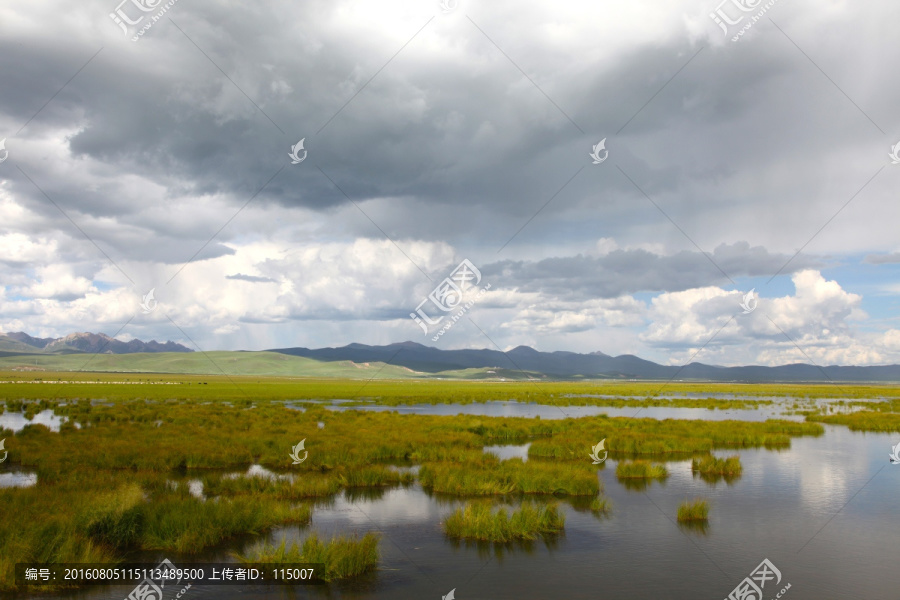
[[691, 455, 742, 476], [677, 499, 709, 522], [615, 460, 668, 480], [238, 532, 379, 581], [442, 502, 565, 542]]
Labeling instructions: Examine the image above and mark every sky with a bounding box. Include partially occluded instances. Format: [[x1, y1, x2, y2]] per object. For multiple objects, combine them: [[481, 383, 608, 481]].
[[1, 0, 899, 367]]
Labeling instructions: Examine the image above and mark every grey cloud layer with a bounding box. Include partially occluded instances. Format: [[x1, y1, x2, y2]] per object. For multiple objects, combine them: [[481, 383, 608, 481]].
[[482, 243, 822, 299]]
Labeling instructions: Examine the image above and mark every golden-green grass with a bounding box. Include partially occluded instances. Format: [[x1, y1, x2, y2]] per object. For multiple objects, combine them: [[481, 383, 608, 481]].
[[442, 502, 565, 542], [807, 411, 900, 432], [237, 532, 379, 581], [691, 455, 742, 476], [201, 472, 342, 499], [677, 499, 710, 522], [589, 496, 612, 515], [141, 497, 311, 553], [419, 457, 601, 496], [0, 477, 311, 591], [3, 371, 899, 404], [527, 417, 823, 462], [615, 460, 668, 480]]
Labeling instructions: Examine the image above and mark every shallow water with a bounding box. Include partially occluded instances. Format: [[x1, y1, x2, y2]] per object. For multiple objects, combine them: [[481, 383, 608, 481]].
[[483, 442, 531, 462], [325, 399, 801, 422], [0, 409, 68, 432], [0, 469, 37, 488], [12, 406, 900, 599]]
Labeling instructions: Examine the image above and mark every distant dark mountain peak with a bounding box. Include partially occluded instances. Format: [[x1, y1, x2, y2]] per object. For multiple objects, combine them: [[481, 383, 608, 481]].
[[392, 341, 429, 349]]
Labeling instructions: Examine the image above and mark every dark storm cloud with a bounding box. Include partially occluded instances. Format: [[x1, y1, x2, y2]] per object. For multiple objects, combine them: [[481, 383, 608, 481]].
[[482, 242, 823, 299], [3, 0, 896, 255]]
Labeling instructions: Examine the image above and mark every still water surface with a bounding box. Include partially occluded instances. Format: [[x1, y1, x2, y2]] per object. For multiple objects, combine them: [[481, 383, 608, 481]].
[[326, 399, 797, 422], [10, 404, 900, 600]]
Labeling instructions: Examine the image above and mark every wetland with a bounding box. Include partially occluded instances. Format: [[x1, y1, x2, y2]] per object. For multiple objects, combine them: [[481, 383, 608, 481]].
[[1, 374, 898, 599]]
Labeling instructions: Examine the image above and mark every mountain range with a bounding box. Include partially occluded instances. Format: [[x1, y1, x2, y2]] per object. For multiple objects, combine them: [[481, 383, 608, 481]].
[[1, 332, 898, 381], [271, 341, 900, 382], [0, 332, 193, 355]]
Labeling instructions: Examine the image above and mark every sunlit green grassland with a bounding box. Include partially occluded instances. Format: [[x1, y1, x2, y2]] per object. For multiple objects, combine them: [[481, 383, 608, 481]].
[[1, 372, 897, 591], [4, 371, 900, 404]]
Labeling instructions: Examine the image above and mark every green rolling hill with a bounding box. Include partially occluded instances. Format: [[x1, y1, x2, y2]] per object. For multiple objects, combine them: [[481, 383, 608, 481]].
[[0, 351, 537, 380]]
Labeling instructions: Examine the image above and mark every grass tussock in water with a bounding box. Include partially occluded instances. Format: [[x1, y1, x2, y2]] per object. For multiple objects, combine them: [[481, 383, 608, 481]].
[[589, 496, 612, 515], [677, 499, 710, 522], [0, 485, 122, 592], [81, 483, 145, 549], [237, 533, 379, 581], [442, 502, 565, 542], [691, 455, 742, 475], [141, 497, 311, 553], [202, 472, 341, 499], [807, 411, 900, 433], [527, 417, 822, 462], [338, 466, 415, 487], [615, 460, 668, 480], [419, 457, 600, 496]]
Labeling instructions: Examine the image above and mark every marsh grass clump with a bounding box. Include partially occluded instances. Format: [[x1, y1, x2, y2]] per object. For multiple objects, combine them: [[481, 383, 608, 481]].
[[202, 473, 342, 499], [527, 417, 822, 462], [442, 502, 565, 542], [691, 455, 742, 476], [615, 460, 668, 480], [337, 466, 414, 488], [419, 459, 599, 496], [0, 484, 123, 592], [589, 496, 612, 515], [238, 532, 379, 581], [81, 483, 145, 549], [142, 497, 311, 553], [807, 411, 900, 433], [419, 463, 516, 495], [677, 499, 709, 522]]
